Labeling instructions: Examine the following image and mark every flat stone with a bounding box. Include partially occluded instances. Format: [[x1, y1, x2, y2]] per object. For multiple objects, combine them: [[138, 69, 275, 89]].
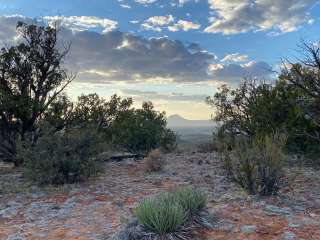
[[264, 205, 292, 216], [288, 217, 320, 228], [7, 235, 26, 240], [240, 225, 257, 233], [283, 231, 297, 240], [288, 222, 300, 228], [214, 220, 235, 232]]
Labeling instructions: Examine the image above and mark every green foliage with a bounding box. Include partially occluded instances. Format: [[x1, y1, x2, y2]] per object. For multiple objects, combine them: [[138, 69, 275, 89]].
[[43, 94, 74, 132], [111, 101, 176, 154], [0, 22, 74, 164], [174, 187, 207, 215], [72, 93, 133, 131], [207, 77, 320, 158], [135, 193, 186, 235], [223, 133, 287, 196], [135, 187, 207, 236], [20, 129, 103, 185], [206, 79, 288, 137], [207, 41, 320, 164]]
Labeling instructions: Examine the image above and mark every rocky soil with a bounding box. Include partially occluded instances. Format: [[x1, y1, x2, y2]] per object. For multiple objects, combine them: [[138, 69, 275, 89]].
[[0, 152, 320, 240]]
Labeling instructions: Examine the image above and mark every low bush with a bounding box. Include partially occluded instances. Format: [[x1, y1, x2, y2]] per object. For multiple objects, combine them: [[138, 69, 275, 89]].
[[113, 188, 211, 239], [19, 129, 103, 185], [133, 187, 209, 239], [144, 149, 165, 172], [135, 193, 186, 236], [222, 133, 287, 196], [174, 187, 207, 215]]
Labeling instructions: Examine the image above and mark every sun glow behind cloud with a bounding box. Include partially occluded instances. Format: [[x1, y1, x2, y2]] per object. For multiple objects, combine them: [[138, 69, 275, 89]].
[[0, 0, 319, 119]]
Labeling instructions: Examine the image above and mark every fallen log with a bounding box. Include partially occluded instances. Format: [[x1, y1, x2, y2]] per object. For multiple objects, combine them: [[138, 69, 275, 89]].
[[109, 153, 145, 162]]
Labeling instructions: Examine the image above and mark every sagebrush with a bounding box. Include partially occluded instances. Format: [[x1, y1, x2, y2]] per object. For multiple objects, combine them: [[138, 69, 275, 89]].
[[20, 129, 103, 185], [222, 133, 287, 196]]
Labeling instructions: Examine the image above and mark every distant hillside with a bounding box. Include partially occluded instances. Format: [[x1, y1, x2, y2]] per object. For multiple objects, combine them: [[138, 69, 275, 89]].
[[167, 114, 215, 128]]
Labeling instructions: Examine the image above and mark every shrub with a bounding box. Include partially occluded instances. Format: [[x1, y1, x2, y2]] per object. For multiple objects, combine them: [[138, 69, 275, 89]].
[[113, 188, 211, 240], [144, 149, 165, 172], [255, 134, 287, 195], [135, 193, 186, 235], [111, 102, 176, 154], [174, 187, 207, 215], [224, 133, 287, 196], [20, 129, 103, 185]]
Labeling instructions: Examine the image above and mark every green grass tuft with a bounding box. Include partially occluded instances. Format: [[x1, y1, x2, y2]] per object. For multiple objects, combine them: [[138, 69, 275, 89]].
[[135, 193, 186, 235], [174, 187, 207, 215]]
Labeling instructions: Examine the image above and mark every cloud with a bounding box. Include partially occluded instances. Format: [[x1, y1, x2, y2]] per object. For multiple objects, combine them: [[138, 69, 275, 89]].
[[168, 20, 201, 32], [135, 0, 157, 5], [208, 61, 273, 83], [66, 30, 215, 83], [205, 0, 318, 35], [221, 53, 248, 62], [0, 15, 34, 44], [141, 15, 175, 32], [44, 15, 118, 33], [120, 4, 131, 8], [0, 15, 273, 84], [142, 15, 200, 32], [171, 0, 199, 7]]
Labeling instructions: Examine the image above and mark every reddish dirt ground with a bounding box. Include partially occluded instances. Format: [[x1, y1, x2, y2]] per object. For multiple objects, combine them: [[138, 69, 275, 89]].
[[0, 153, 320, 240]]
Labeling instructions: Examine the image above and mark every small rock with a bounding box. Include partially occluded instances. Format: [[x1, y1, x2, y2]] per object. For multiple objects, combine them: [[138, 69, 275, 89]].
[[283, 231, 297, 240], [240, 225, 257, 233], [288, 222, 300, 228], [7, 235, 26, 240], [214, 220, 235, 232], [264, 205, 291, 216]]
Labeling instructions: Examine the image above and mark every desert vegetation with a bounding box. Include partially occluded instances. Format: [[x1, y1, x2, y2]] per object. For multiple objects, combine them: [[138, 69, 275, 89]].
[[1, 20, 320, 240], [0, 22, 176, 185], [114, 187, 211, 240], [206, 41, 320, 195]]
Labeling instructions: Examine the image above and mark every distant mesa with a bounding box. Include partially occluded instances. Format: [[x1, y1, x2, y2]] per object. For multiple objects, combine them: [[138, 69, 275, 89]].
[[167, 114, 215, 128]]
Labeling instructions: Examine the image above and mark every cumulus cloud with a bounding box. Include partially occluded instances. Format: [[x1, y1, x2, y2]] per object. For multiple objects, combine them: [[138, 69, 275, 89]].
[[208, 61, 273, 83], [0, 15, 273, 84], [205, 0, 318, 35], [171, 0, 199, 7], [142, 15, 200, 32], [66, 30, 215, 83], [44, 15, 118, 33], [0, 15, 35, 44], [168, 20, 201, 32], [221, 53, 249, 62], [141, 15, 175, 32]]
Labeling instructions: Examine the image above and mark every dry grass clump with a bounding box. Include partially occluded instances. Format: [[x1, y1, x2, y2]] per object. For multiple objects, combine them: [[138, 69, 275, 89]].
[[144, 149, 165, 172], [221, 133, 287, 196]]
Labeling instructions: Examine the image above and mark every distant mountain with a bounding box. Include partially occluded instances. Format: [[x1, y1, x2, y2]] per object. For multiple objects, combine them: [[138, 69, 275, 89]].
[[167, 114, 215, 128]]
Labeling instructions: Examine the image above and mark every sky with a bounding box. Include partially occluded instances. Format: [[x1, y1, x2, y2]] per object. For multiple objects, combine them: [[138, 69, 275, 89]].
[[0, 0, 319, 119]]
